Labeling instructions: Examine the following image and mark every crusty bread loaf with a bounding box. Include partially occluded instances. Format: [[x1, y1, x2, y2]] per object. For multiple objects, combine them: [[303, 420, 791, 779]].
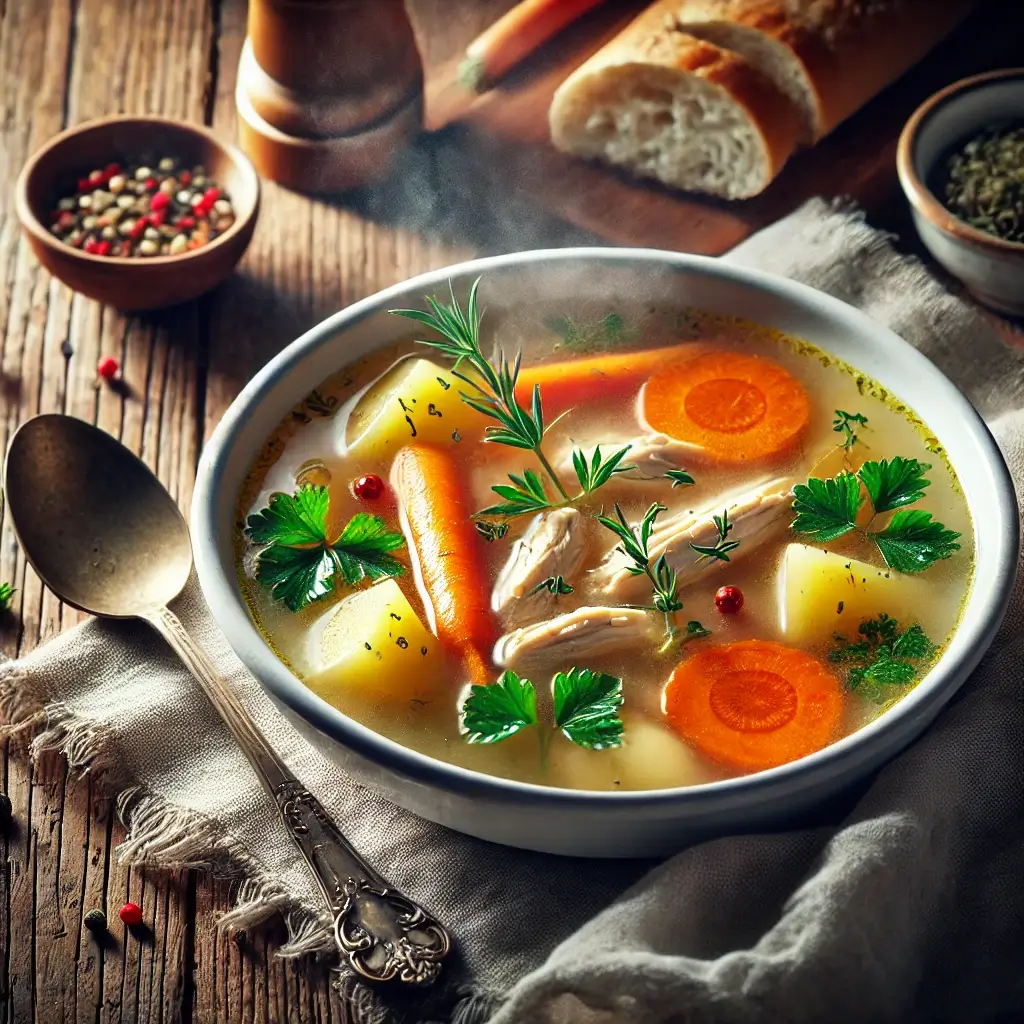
[[549, 0, 802, 200], [672, 0, 978, 142]]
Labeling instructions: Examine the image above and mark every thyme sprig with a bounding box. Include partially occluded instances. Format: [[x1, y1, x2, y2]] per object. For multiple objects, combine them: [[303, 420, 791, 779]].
[[390, 278, 569, 500], [690, 510, 741, 563]]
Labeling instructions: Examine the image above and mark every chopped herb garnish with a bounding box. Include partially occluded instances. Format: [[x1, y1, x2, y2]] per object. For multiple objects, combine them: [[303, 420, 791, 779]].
[[685, 620, 712, 640], [792, 459, 960, 574], [665, 468, 695, 488], [571, 444, 635, 495], [476, 468, 554, 518], [545, 311, 639, 352], [246, 486, 405, 611], [461, 666, 623, 750], [690, 510, 741, 563], [596, 503, 708, 647], [475, 520, 509, 543], [529, 575, 574, 596], [830, 615, 936, 703], [833, 410, 868, 450]]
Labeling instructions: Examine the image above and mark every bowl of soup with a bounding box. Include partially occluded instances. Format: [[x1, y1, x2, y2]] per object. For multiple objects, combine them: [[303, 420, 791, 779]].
[[192, 250, 1017, 857]]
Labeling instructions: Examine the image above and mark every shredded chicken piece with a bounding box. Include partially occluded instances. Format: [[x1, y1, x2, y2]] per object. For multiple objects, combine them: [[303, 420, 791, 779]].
[[594, 478, 794, 598], [491, 508, 588, 623], [493, 606, 653, 669]]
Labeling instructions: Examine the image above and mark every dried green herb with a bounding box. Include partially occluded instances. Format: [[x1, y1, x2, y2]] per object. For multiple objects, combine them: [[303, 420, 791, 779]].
[[941, 123, 1024, 242]]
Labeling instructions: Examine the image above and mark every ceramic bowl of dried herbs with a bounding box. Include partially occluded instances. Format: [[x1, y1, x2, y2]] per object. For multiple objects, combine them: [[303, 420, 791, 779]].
[[898, 68, 1024, 316]]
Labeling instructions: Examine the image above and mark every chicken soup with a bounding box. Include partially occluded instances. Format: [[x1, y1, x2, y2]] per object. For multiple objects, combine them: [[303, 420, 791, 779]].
[[236, 279, 973, 791]]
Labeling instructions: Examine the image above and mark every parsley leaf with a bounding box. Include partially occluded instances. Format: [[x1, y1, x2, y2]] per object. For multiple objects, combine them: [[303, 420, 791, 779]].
[[246, 486, 404, 611], [246, 487, 328, 546], [254, 544, 336, 612], [462, 669, 537, 744], [553, 668, 624, 750], [791, 473, 863, 542], [830, 615, 936, 703], [857, 457, 931, 513], [332, 513, 406, 585], [873, 509, 961, 574]]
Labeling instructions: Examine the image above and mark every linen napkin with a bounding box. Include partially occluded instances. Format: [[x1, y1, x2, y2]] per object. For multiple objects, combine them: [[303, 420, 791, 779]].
[[4, 197, 1024, 1024]]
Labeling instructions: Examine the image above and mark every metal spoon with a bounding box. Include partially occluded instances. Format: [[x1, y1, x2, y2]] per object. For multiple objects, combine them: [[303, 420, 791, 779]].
[[3, 413, 450, 985]]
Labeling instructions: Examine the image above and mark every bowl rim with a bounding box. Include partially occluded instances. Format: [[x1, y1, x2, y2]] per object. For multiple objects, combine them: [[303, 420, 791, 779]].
[[191, 247, 1019, 810], [14, 114, 261, 268], [897, 66, 1024, 255]]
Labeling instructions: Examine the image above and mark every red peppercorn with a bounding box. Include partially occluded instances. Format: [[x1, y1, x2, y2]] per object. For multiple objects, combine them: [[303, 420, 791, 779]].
[[97, 356, 119, 382], [178, 170, 192, 186], [105, 162, 121, 176], [118, 902, 143, 928], [143, 177, 158, 191], [95, 240, 111, 256], [88, 169, 104, 185], [714, 585, 744, 615], [177, 215, 195, 230], [77, 177, 91, 192], [149, 210, 166, 228], [57, 211, 76, 231], [352, 474, 385, 501], [84, 240, 100, 255], [202, 187, 220, 206], [150, 191, 169, 212], [130, 218, 147, 240]]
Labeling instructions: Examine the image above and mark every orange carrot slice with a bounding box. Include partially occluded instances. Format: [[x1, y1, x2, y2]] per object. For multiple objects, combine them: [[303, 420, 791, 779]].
[[460, 0, 606, 92], [391, 444, 499, 684], [664, 640, 842, 772], [514, 344, 705, 419], [640, 351, 810, 464]]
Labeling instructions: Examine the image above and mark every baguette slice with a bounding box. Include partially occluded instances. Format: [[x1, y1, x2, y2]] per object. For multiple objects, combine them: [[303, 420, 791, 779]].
[[673, 0, 979, 143], [549, 0, 801, 200]]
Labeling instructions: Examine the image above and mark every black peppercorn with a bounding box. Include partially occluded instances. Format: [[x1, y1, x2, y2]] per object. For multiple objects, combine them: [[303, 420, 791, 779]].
[[84, 908, 107, 933]]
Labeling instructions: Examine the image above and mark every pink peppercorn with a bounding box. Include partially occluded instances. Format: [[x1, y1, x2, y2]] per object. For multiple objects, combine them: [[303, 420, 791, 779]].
[[118, 902, 143, 928], [150, 191, 169, 212], [352, 474, 385, 501], [149, 210, 166, 228], [714, 585, 744, 615], [97, 356, 119, 382], [202, 187, 220, 206], [177, 215, 195, 230], [95, 240, 111, 256], [129, 219, 147, 240], [88, 169, 104, 185], [77, 177, 91, 192], [143, 177, 157, 191], [178, 170, 192, 185], [84, 240, 100, 255]]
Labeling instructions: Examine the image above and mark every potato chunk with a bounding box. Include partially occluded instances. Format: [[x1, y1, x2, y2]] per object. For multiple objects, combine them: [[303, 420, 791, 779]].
[[305, 579, 449, 705], [778, 543, 926, 647], [546, 714, 716, 791], [345, 357, 484, 459]]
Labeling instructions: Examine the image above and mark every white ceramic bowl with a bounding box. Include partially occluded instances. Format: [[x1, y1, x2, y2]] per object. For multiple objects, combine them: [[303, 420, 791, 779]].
[[898, 68, 1024, 316], [192, 250, 1018, 858]]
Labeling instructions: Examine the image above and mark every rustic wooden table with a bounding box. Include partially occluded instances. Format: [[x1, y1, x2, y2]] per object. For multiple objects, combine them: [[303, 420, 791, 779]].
[[0, 2, 1017, 1022]]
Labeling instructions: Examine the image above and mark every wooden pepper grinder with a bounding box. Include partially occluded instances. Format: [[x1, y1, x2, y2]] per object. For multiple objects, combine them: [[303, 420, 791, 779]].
[[236, 0, 423, 192]]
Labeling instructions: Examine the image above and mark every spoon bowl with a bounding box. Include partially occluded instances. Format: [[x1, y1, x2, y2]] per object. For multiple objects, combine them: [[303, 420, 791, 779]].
[[3, 414, 192, 618], [2, 413, 450, 984]]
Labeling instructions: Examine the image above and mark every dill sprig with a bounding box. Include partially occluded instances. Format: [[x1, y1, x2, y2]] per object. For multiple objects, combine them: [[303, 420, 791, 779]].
[[390, 278, 569, 500]]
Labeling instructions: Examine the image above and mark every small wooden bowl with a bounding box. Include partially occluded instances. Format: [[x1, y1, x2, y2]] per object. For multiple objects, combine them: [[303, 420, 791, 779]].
[[15, 116, 260, 311], [897, 69, 1024, 316]]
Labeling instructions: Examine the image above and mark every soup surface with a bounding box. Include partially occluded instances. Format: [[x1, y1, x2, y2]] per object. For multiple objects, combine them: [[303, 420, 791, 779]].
[[236, 283, 974, 791]]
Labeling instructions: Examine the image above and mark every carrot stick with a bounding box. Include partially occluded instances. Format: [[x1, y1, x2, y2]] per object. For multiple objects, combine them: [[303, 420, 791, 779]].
[[391, 444, 499, 684], [459, 0, 606, 92], [514, 344, 700, 419]]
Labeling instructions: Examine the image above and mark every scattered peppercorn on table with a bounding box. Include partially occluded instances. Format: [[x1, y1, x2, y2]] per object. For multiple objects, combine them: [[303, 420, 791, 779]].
[[2, 1, 1024, 1022]]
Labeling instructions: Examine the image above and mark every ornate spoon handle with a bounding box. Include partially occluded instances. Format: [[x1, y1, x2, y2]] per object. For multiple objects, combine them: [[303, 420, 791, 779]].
[[146, 605, 451, 984]]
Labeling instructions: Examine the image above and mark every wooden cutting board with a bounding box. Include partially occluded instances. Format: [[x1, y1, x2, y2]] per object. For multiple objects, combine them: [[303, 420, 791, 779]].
[[406, 0, 1024, 254]]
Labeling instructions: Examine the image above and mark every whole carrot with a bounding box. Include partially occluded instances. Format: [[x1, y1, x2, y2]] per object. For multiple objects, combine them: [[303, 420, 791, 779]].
[[391, 444, 499, 684], [459, 0, 606, 93], [514, 344, 706, 418]]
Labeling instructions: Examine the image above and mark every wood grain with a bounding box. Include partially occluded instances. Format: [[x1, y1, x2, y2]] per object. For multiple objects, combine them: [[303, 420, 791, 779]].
[[0, 0, 1014, 1021]]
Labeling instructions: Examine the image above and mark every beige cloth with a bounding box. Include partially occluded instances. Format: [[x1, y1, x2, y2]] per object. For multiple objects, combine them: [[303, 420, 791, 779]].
[[3, 199, 1024, 1024]]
